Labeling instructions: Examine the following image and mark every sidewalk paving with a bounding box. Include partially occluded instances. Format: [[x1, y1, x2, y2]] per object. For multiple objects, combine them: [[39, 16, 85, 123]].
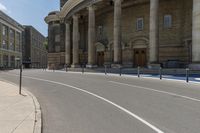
[[0, 80, 41, 133]]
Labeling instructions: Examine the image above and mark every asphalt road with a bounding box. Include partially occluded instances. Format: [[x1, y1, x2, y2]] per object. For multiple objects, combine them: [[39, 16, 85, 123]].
[[0, 69, 200, 133]]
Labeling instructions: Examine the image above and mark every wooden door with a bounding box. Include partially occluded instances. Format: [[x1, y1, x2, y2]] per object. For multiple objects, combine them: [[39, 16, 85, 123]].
[[134, 48, 147, 67], [97, 52, 104, 67]]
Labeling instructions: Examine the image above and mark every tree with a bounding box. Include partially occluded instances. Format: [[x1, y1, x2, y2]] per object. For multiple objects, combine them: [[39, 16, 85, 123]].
[[43, 37, 48, 51]]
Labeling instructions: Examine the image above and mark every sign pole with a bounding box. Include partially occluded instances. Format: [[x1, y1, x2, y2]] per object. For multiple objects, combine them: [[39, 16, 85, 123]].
[[19, 64, 22, 95]]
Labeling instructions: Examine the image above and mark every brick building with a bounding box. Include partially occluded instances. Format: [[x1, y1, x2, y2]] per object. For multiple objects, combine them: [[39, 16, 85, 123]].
[[45, 0, 200, 69], [0, 11, 23, 69], [23, 26, 48, 68]]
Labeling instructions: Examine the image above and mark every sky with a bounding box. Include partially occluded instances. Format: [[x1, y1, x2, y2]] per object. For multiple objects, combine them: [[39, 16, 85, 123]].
[[0, 0, 59, 36]]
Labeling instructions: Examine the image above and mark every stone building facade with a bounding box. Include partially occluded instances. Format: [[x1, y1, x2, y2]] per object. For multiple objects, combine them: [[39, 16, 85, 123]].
[[0, 11, 23, 69], [23, 26, 48, 68], [45, 0, 200, 69]]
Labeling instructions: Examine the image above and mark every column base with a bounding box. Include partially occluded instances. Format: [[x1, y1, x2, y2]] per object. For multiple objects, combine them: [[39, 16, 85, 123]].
[[189, 63, 200, 70], [71, 64, 80, 68], [148, 63, 161, 69], [86, 64, 97, 68], [65, 64, 71, 68], [111, 64, 122, 68], [122, 62, 133, 68]]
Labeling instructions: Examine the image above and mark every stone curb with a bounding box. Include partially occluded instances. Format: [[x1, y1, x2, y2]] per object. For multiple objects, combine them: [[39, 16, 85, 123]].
[[25, 90, 42, 133], [0, 80, 42, 133]]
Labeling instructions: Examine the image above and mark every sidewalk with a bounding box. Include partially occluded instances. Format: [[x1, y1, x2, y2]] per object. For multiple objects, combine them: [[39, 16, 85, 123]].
[[0, 80, 41, 133], [48, 69, 200, 83]]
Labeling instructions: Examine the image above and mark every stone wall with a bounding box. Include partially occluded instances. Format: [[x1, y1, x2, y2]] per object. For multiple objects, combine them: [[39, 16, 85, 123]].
[[95, 0, 192, 66], [60, 23, 66, 52], [48, 22, 60, 53], [48, 52, 65, 69]]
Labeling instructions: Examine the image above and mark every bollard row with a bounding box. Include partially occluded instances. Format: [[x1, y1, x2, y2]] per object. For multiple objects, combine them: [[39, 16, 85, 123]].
[[63, 65, 191, 83]]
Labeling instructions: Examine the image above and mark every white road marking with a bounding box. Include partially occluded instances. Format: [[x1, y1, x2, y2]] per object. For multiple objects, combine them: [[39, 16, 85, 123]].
[[109, 81, 200, 102], [4, 73, 164, 133]]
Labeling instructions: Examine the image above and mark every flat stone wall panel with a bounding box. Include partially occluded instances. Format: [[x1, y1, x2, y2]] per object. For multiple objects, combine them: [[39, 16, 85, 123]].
[[122, 48, 133, 67]]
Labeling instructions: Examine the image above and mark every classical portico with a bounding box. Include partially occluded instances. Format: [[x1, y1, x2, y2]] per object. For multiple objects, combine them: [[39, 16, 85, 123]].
[[45, 0, 200, 69]]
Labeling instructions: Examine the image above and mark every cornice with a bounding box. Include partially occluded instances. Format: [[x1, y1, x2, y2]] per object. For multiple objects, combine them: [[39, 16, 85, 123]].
[[60, 0, 84, 18], [44, 11, 61, 24]]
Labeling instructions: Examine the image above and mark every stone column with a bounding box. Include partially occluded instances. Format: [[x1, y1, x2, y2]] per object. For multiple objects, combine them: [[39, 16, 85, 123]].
[[72, 15, 80, 67], [192, 0, 200, 63], [149, 0, 159, 64], [87, 5, 96, 68], [65, 22, 71, 65], [113, 0, 122, 66]]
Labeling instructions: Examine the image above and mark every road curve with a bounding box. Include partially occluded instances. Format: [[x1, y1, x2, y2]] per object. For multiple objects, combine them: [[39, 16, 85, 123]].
[[0, 69, 200, 133]]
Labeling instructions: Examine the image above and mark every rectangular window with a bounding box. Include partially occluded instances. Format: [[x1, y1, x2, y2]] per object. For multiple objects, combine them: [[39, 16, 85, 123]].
[[15, 32, 21, 52], [9, 29, 15, 38], [2, 25, 7, 36], [2, 40, 6, 49], [10, 42, 14, 50], [136, 18, 144, 31], [164, 15, 172, 28]]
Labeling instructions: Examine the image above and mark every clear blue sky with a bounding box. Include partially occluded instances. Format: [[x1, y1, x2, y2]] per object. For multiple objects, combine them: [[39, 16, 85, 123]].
[[0, 0, 59, 36]]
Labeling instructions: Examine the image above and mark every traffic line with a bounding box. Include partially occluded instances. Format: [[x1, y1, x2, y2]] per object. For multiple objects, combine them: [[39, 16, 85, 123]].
[[109, 81, 200, 102], [4, 73, 164, 133]]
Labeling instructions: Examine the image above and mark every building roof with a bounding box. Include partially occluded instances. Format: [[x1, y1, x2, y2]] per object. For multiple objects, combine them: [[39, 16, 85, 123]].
[[0, 10, 24, 31], [23, 25, 46, 38]]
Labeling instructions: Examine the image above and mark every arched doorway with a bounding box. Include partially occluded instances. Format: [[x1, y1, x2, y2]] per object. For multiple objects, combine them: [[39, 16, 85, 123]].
[[129, 37, 149, 67], [96, 42, 105, 67]]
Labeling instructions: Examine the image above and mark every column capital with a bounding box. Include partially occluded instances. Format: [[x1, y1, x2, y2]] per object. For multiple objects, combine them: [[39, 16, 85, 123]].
[[87, 5, 97, 11], [60, 18, 72, 24], [72, 14, 80, 19], [60, 18, 65, 23], [65, 19, 71, 24], [150, 0, 159, 6]]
